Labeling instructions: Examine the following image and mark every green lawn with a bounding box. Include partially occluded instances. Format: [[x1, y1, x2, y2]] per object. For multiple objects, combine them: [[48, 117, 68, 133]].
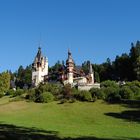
[[0, 96, 140, 140]]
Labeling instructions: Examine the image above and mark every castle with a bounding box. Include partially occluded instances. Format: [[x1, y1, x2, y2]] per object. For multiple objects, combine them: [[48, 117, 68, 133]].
[[32, 47, 100, 90]]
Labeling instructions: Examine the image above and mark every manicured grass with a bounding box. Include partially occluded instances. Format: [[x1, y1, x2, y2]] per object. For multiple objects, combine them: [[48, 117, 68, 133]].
[[0, 97, 140, 140]]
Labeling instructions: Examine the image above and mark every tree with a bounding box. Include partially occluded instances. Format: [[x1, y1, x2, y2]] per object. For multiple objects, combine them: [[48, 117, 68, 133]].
[[82, 61, 90, 75], [0, 72, 10, 94], [114, 53, 131, 81], [134, 56, 140, 81], [129, 41, 140, 79], [15, 65, 32, 88]]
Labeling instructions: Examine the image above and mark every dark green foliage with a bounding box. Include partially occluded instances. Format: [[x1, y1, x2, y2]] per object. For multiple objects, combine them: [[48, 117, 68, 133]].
[[59, 98, 68, 104], [119, 86, 133, 99], [0, 93, 4, 98], [101, 80, 119, 88], [25, 89, 36, 101], [105, 88, 121, 103], [94, 71, 100, 83], [11, 89, 25, 97], [36, 83, 62, 97], [74, 90, 92, 102], [82, 61, 90, 75], [40, 92, 54, 103], [102, 87, 119, 99], [15, 65, 32, 89], [107, 92, 121, 103], [6, 89, 15, 96], [89, 88, 101, 99], [61, 84, 72, 99], [114, 53, 131, 81], [29, 83, 59, 103]]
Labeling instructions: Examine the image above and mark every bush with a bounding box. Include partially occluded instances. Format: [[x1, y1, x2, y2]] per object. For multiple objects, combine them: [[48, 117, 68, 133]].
[[41, 92, 54, 103], [35, 92, 54, 103], [101, 80, 119, 88], [89, 88, 102, 99], [11, 89, 25, 97], [35, 83, 62, 100], [102, 87, 119, 98], [37, 83, 62, 95], [107, 92, 121, 103], [119, 86, 134, 99], [0, 93, 4, 98], [6, 89, 15, 96], [69, 98, 76, 103], [61, 84, 72, 99], [26, 89, 36, 101], [59, 99, 68, 104], [76, 90, 92, 102], [126, 81, 140, 88]]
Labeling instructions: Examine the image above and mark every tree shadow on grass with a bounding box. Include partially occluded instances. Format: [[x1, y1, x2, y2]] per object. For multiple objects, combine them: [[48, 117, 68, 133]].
[[105, 110, 140, 123], [121, 100, 140, 109], [0, 123, 139, 140], [105, 100, 140, 123]]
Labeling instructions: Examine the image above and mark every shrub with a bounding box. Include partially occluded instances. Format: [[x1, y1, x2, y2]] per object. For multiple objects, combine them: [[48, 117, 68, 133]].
[[101, 80, 119, 88], [59, 99, 68, 104], [0, 93, 4, 98], [126, 81, 140, 88], [35, 92, 54, 103], [37, 83, 62, 95], [26, 89, 36, 101], [41, 92, 54, 103], [35, 83, 62, 100], [125, 81, 140, 99], [89, 88, 102, 99], [102, 87, 119, 99], [11, 89, 25, 97], [119, 86, 134, 99], [72, 88, 79, 97], [69, 98, 76, 103], [6, 89, 15, 96], [76, 90, 92, 102], [61, 84, 72, 99], [107, 92, 121, 103]]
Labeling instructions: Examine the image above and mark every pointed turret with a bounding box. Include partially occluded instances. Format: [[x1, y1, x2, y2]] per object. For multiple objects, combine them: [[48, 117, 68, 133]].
[[32, 47, 48, 87], [89, 62, 94, 84], [66, 49, 74, 85], [89, 62, 93, 74]]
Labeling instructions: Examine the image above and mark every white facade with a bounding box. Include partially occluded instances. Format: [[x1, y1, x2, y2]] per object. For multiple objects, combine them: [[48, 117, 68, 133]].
[[89, 63, 94, 84], [67, 72, 73, 84], [66, 49, 74, 85], [32, 47, 48, 86]]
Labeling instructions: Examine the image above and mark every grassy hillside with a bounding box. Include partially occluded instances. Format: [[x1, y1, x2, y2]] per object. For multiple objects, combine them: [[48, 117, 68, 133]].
[[0, 97, 140, 140]]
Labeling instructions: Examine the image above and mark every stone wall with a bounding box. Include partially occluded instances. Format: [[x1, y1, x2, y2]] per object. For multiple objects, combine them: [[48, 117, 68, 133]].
[[78, 83, 100, 91]]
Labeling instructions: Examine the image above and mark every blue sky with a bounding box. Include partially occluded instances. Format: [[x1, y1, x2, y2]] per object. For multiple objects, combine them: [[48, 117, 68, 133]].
[[0, 0, 140, 72]]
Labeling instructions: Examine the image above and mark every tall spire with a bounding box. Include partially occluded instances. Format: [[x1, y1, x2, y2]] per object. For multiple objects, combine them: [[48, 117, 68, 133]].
[[89, 62, 93, 74], [66, 49, 74, 64], [36, 47, 42, 61]]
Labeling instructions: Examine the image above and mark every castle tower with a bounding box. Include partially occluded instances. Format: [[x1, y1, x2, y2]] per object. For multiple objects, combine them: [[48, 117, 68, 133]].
[[32, 47, 48, 86], [66, 49, 74, 84], [89, 62, 94, 84]]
